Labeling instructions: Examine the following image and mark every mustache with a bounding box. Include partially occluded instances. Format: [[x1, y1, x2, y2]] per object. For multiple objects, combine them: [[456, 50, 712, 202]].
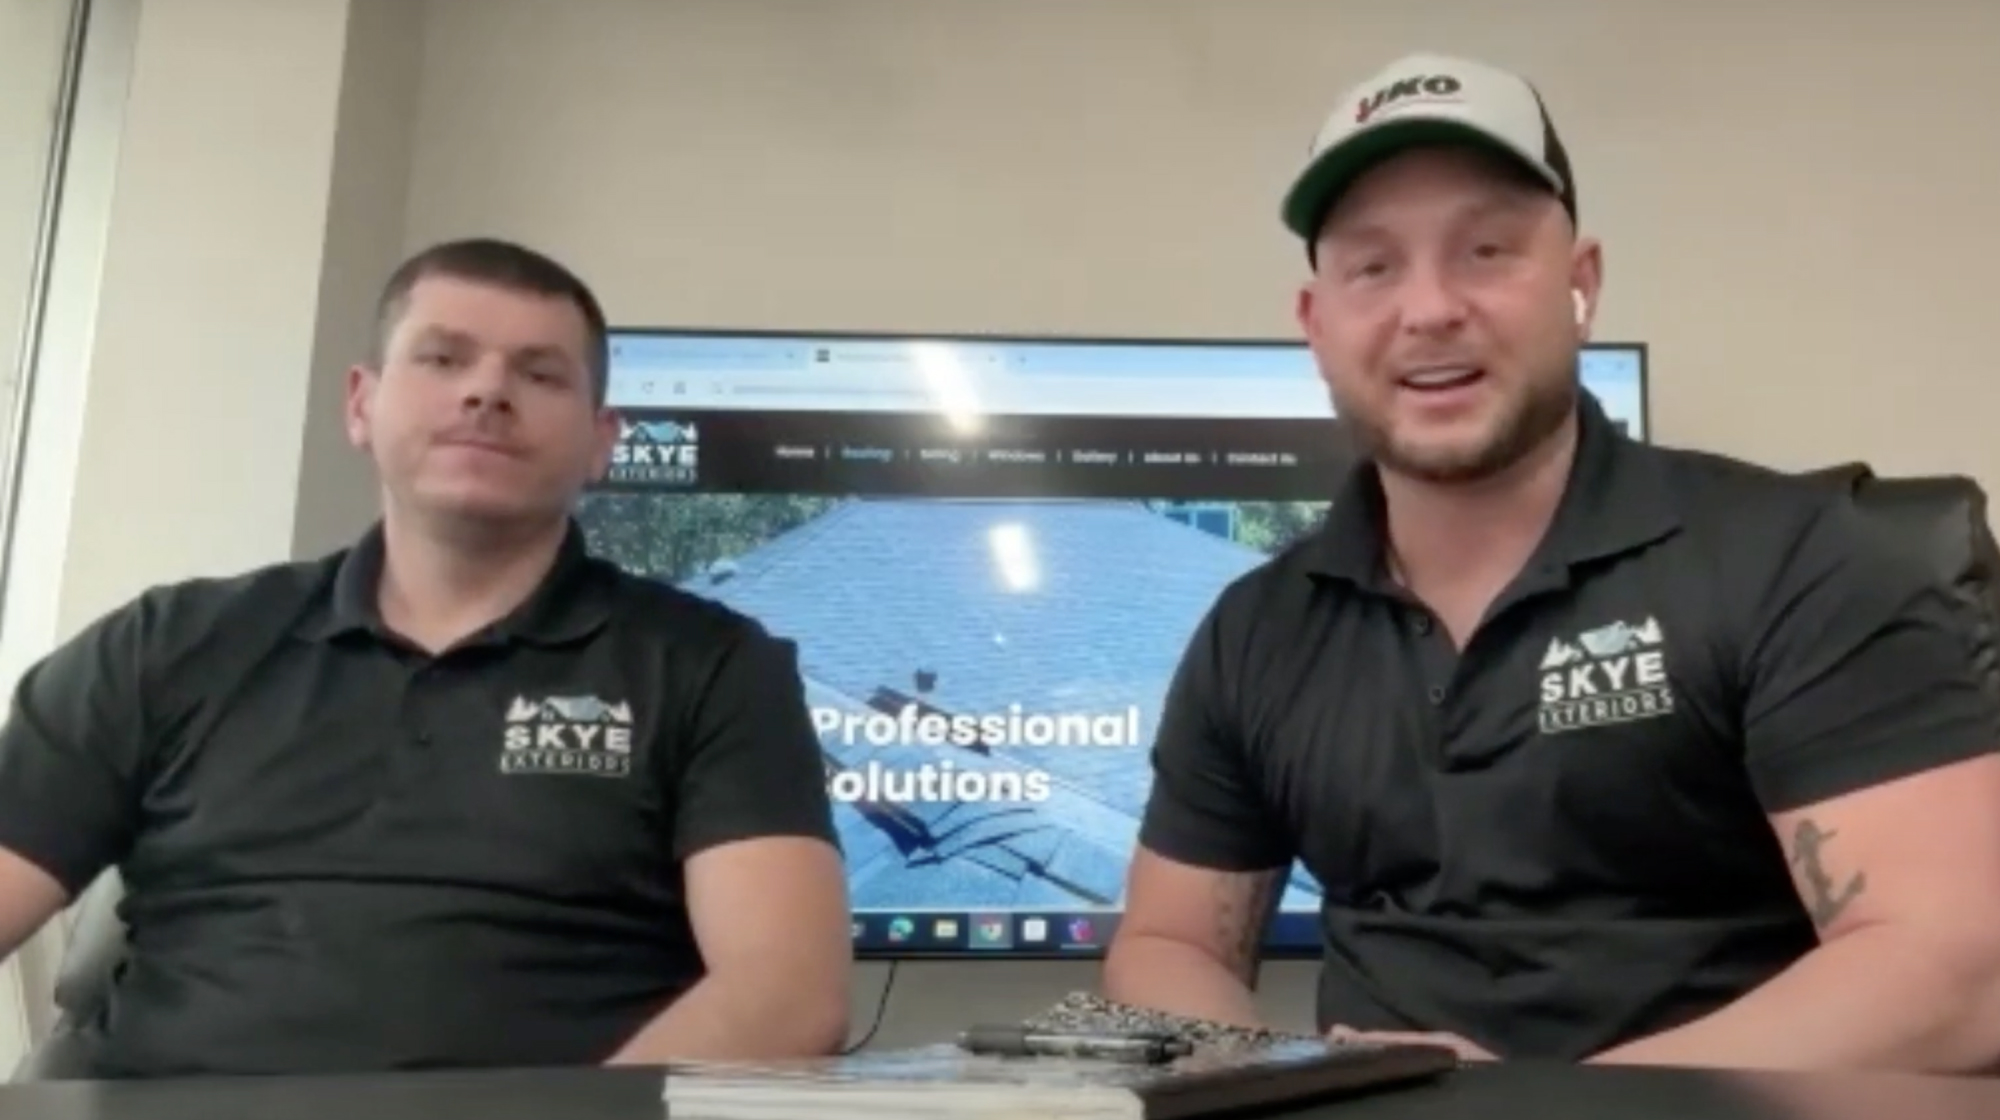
[[433, 425, 526, 456]]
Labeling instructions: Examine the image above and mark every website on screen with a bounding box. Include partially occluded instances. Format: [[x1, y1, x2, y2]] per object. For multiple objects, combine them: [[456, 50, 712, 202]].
[[575, 334, 1642, 955]]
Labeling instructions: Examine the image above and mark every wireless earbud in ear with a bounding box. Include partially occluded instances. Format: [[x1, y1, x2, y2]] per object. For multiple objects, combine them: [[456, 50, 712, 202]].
[[1571, 290, 1588, 328]]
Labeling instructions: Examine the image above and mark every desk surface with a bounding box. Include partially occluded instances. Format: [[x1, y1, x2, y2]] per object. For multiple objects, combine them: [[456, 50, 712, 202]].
[[4, 1061, 1999, 1119]]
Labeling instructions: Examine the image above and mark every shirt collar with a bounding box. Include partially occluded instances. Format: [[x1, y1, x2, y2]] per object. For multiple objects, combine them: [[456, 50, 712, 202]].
[[1305, 391, 1681, 591], [298, 519, 613, 648]]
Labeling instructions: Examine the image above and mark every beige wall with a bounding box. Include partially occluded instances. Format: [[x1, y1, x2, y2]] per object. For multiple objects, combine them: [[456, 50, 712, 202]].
[[6, 0, 1999, 1062], [300, 0, 2000, 556], [350, 0, 1998, 509]]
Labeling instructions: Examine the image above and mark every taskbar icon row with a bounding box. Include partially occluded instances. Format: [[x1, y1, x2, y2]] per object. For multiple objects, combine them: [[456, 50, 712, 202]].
[[850, 910, 1117, 954]]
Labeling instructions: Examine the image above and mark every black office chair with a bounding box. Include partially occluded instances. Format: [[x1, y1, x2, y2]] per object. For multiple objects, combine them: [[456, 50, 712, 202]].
[[1801, 462, 2000, 700]]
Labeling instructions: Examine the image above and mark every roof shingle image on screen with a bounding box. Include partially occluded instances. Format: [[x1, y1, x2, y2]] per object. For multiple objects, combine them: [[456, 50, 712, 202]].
[[578, 331, 1650, 959]]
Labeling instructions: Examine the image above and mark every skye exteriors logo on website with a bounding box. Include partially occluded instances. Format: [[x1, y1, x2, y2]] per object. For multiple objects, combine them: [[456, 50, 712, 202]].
[[608, 418, 699, 485]]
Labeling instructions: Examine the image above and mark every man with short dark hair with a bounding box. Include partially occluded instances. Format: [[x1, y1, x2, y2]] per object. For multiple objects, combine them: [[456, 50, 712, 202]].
[[0, 237, 851, 1077], [1103, 52, 2000, 1073]]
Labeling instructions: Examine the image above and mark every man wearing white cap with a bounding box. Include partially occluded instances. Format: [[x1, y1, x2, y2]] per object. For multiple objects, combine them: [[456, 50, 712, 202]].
[[1105, 52, 2000, 1071]]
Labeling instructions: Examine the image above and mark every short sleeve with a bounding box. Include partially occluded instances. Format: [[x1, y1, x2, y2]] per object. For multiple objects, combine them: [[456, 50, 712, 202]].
[[670, 623, 838, 862], [0, 599, 151, 895], [1742, 497, 2000, 813], [1137, 603, 1293, 871]]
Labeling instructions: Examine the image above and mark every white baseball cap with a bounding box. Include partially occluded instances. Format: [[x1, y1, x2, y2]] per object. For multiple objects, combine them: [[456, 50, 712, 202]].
[[1280, 52, 1577, 240]]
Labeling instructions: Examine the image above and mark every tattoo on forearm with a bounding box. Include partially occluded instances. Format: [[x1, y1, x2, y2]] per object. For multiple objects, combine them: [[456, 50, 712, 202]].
[[1787, 817, 1867, 929], [1213, 870, 1279, 979]]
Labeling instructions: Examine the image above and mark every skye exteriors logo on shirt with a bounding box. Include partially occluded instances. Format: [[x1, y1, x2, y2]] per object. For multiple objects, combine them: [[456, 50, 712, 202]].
[[1536, 616, 1676, 734], [501, 694, 635, 777]]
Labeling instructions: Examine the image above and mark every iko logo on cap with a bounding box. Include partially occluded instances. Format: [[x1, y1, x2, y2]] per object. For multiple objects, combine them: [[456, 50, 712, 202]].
[[1354, 74, 1464, 123]]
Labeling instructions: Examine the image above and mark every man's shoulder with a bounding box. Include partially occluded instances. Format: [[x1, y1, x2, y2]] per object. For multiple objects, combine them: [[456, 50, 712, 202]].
[[1646, 441, 1834, 501], [1199, 526, 1343, 642], [586, 556, 782, 657], [1643, 442, 1854, 554], [1632, 444, 1937, 631], [112, 553, 339, 645]]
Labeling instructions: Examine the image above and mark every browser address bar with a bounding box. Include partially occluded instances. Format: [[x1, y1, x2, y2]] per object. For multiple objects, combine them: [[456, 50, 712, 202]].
[[723, 382, 924, 400], [608, 367, 1324, 411]]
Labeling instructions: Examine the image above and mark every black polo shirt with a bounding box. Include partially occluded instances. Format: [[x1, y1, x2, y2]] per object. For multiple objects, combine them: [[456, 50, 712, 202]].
[[1139, 395, 2000, 1060], [0, 523, 836, 1077]]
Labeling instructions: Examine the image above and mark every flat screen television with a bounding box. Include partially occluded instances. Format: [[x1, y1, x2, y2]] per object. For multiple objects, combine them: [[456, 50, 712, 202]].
[[576, 330, 1650, 959]]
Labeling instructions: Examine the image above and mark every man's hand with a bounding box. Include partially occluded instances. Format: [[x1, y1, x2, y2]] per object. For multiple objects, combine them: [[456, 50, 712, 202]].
[[1328, 1025, 1495, 1062]]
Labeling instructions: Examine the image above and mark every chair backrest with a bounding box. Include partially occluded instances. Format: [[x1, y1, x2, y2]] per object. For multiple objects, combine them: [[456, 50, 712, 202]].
[[1801, 462, 2000, 700], [51, 871, 127, 1017]]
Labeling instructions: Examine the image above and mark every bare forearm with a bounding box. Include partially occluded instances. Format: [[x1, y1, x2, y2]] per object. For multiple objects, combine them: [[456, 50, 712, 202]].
[[606, 972, 849, 1065], [1591, 927, 2000, 1073], [1103, 934, 1265, 1029]]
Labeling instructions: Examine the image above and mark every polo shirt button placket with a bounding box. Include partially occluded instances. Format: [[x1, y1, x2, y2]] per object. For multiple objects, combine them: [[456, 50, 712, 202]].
[[1410, 614, 1448, 705], [395, 662, 442, 790]]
